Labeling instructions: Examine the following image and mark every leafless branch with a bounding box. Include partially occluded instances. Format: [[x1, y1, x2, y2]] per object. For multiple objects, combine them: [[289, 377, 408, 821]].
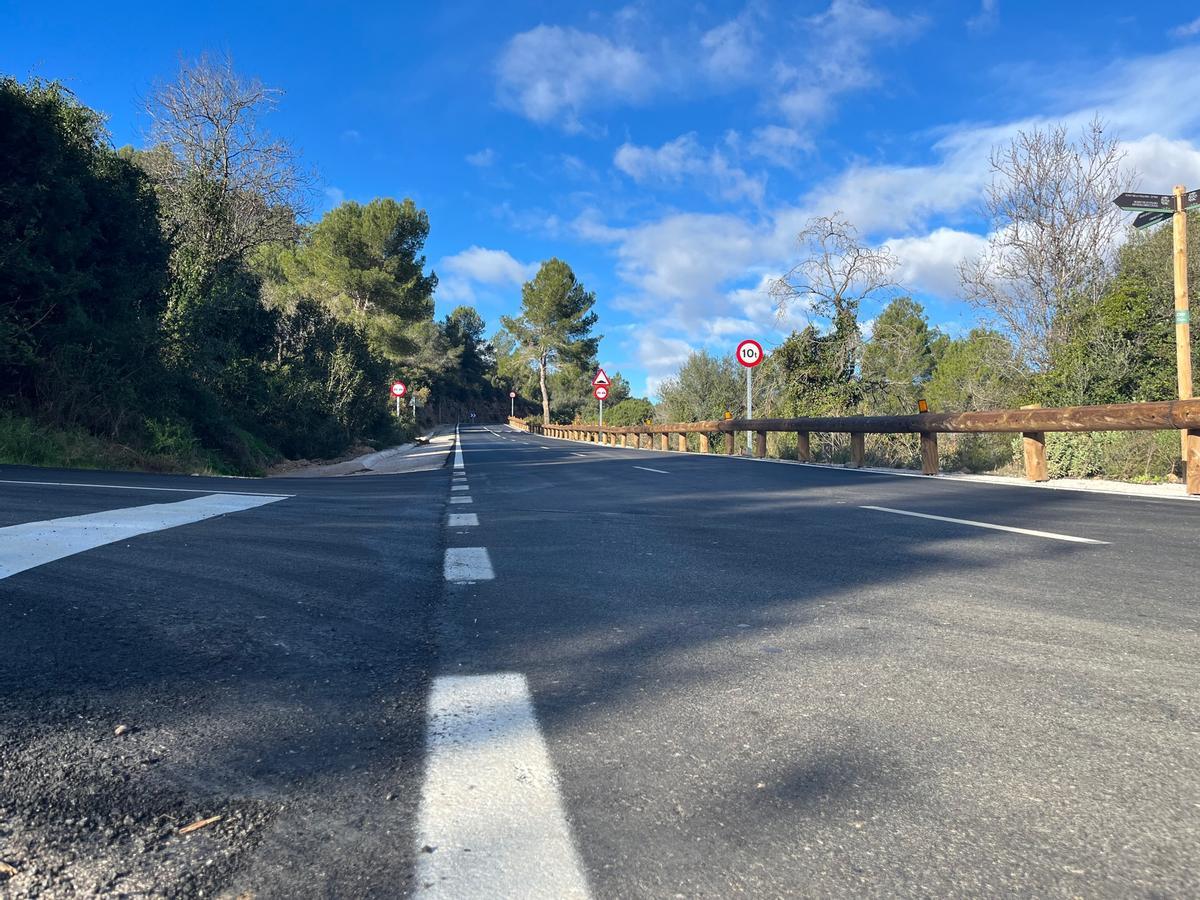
[[144, 53, 313, 265], [958, 116, 1134, 370]]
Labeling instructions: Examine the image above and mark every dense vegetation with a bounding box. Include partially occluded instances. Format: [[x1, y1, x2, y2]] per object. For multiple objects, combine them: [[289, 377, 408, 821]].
[[1, 66, 507, 473]]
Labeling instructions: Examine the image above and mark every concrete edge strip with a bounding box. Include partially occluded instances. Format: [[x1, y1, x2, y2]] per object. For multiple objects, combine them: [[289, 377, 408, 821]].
[[414, 673, 592, 899], [0, 493, 288, 580], [860, 505, 1109, 545]]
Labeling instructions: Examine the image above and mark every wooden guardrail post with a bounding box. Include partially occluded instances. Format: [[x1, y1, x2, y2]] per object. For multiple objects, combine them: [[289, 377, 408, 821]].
[[659, 433, 669, 451], [724, 432, 735, 454], [1020, 404, 1048, 482], [1188, 429, 1200, 494], [754, 430, 767, 459], [796, 431, 811, 462], [919, 432, 938, 475], [677, 434, 687, 452], [699, 433, 710, 453], [849, 433, 865, 468]]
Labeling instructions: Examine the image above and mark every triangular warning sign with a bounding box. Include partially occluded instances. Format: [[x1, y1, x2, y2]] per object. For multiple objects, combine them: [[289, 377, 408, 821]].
[[592, 368, 610, 387]]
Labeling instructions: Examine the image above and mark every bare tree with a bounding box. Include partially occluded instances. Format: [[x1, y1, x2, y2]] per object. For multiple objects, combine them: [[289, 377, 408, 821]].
[[770, 212, 898, 385], [144, 53, 312, 267], [958, 117, 1133, 370], [771, 213, 898, 323]]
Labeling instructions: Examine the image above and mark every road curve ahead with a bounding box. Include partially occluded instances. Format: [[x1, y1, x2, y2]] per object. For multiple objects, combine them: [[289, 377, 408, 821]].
[[2, 425, 1198, 897]]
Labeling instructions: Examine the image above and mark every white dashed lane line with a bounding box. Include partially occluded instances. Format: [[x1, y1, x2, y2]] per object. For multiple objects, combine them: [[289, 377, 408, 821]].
[[443, 547, 494, 582], [414, 674, 592, 899], [632, 466, 669, 474], [449, 496, 472, 505], [448, 513, 478, 527]]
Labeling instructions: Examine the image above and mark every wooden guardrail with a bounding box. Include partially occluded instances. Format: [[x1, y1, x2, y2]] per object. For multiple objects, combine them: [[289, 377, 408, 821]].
[[509, 399, 1200, 494]]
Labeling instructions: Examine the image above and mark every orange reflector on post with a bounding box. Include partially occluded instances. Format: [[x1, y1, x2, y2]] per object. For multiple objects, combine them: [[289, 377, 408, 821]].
[[917, 399, 929, 413]]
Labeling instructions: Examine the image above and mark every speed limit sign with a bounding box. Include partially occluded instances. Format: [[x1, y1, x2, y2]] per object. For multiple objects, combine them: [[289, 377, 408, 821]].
[[736, 339, 763, 368], [390, 381, 407, 397]]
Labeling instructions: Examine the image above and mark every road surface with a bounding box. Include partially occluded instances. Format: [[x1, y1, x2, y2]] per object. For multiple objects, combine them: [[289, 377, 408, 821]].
[[1, 425, 1197, 897]]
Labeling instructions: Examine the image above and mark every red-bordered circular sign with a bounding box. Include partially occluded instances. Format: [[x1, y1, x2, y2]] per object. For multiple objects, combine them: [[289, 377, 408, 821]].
[[594, 385, 609, 400], [509, 391, 517, 399], [391, 381, 407, 397], [736, 339, 764, 368]]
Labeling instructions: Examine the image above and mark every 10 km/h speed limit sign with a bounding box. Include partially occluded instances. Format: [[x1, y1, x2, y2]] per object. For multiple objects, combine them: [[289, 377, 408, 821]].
[[593, 385, 609, 401], [736, 339, 763, 368], [391, 381, 407, 397]]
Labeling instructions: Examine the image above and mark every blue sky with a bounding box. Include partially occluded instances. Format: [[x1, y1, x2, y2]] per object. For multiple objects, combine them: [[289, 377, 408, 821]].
[[5, 1, 1200, 396]]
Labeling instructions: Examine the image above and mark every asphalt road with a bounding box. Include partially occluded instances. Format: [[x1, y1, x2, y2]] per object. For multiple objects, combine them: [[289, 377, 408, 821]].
[[2, 426, 1198, 897]]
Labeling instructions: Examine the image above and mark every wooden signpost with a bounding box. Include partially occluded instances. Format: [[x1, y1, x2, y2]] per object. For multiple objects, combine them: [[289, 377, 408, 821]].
[[1114, 186, 1195, 472]]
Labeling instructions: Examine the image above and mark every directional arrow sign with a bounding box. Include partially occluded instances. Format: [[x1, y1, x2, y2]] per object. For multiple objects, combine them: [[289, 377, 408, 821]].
[[1133, 211, 1173, 230], [1113, 192, 1176, 213], [592, 368, 610, 387]]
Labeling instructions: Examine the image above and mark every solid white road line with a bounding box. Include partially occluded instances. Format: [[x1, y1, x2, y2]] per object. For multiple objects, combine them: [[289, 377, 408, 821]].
[[453, 426, 465, 470], [451, 484, 469, 491], [632, 466, 669, 474], [415, 674, 591, 899], [859, 506, 1109, 545], [443, 547, 494, 582], [447, 513, 478, 527], [0, 479, 291, 497], [449, 496, 473, 505], [0, 493, 287, 580]]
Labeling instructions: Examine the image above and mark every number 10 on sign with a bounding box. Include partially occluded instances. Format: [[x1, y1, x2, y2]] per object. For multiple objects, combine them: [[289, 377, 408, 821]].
[[736, 340, 763, 452]]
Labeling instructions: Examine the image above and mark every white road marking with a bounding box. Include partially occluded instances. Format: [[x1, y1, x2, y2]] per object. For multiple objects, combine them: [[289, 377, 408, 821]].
[[449, 496, 473, 505], [632, 466, 669, 474], [0, 494, 287, 580], [453, 426, 465, 470], [0, 479, 291, 497], [443, 547, 494, 582], [415, 674, 591, 899], [451, 484, 469, 491], [859, 506, 1109, 545], [571, 452, 589, 457], [447, 513, 478, 527]]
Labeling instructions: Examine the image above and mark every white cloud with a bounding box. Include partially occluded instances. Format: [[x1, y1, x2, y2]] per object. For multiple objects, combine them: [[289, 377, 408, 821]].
[[775, 0, 927, 125], [571, 42, 1200, 385], [613, 133, 765, 204], [701, 16, 758, 80], [438, 246, 537, 302], [496, 25, 655, 132], [466, 148, 496, 167], [631, 332, 698, 399], [1172, 16, 1200, 39], [324, 186, 345, 208], [745, 125, 812, 168], [1123, 134, 1200, 190], [884, 229, 989, 298], [967, 0, 998, 34]]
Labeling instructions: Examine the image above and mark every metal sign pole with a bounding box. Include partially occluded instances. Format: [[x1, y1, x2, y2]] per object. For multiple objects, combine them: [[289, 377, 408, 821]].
[[599, 397, 604, 428], [1174, 185, 1194, 471], [395, 395, 400, 417], [745, 366, 753, 453]]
